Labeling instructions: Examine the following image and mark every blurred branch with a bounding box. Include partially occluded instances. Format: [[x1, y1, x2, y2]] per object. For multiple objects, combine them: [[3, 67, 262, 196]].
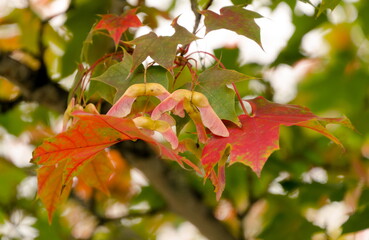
[[114, 141, 238, 240], [96, 208, 165, 226], [0, 97, 23, 113], [0, 52, 68, 113]]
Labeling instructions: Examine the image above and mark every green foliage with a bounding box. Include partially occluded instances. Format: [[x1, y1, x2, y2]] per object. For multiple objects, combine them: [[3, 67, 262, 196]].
[[260, 197, 322, 240], [91, 50, 134, 102], [62, 0, 110, 77], [196, 65, 253, 124], [129, 18, 197, 71], [342, 189, 369, 234], [0, 103, 54, 136], [0, 158, 27, 205]]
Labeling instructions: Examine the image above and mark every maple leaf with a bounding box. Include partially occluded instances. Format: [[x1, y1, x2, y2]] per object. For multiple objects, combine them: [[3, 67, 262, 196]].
[[32, 112, 155, 189], [95, 9, 142, 47], [201, 96, 353, 197], [33, 112, 188, 220], [104, 149, 132, 202], [77, 151, 114, 195], [196, 64, 254, 125], [91, 50, 134, 102], [33, 111, 187, 186], [128, 17, 198, 71], [200, 6, 263, 48], [74, 177, 93, 201], [37, 161, 72, 222]]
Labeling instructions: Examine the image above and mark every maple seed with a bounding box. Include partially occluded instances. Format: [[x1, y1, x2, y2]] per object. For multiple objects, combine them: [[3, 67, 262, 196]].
[[151, 89, 229, 139], [107, 83, 170, 117], [84, 103, 99, 114], [63, 98, 97, 131], [133, 116, 178, 149], [183, 100, 208, 143]]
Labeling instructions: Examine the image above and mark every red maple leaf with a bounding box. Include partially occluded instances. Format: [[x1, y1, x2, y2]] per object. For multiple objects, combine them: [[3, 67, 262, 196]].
[[77, 151, 114, 195], [32, 111, 186, 186], [32, 112, 187, 220], [95, 9, 142, 47], [37, 161, 72, 222], [201, 96, 353, 198]]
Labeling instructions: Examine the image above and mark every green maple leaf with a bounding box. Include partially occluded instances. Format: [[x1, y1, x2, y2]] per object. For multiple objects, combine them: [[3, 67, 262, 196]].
[[195, 64, 254, 125], [33, 113, 184, 221], [90, 50, 133, 102], [91, 50, 169, 103], [200, 5, 263, 48], [128, 17, 198, 72]]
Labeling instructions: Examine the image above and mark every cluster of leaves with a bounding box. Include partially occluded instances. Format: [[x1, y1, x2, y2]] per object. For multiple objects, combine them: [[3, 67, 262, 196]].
[[30, 6, 352, 222], [3, 0, 369, 239]]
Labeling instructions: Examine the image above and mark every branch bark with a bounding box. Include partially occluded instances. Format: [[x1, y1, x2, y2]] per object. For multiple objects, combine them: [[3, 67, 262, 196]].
[[0, 97, 23, 113], [0, 52, 68, 113], [0, 51, 238, 240]]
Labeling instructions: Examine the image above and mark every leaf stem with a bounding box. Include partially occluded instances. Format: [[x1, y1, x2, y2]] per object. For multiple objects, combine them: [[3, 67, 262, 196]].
[[232, 82, 248, 115], [172, 63, 187, 91], [188, 64, 198, 91], [143, 66, 147, 84]]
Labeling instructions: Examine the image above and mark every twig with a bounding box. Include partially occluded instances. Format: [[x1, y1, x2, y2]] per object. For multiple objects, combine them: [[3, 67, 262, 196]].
[[190, 0, 202, 35], [180, 0, 213, 59], [190, 0, 213, 34]]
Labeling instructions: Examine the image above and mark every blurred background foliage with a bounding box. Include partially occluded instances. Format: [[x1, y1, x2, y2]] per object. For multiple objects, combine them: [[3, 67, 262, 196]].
[[0, 0, 369, 239]]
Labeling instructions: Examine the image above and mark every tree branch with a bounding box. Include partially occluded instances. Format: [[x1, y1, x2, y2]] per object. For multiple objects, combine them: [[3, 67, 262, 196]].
[[0, 52, 68, 113], [114, 141, 237, 240], [0, 97, 23, 113]]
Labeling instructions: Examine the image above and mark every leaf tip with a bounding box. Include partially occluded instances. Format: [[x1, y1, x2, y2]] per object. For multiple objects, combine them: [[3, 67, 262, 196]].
[[45, 208, 58, 226], [171, 15, 181, 26], [253, 168, 262, 178]]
